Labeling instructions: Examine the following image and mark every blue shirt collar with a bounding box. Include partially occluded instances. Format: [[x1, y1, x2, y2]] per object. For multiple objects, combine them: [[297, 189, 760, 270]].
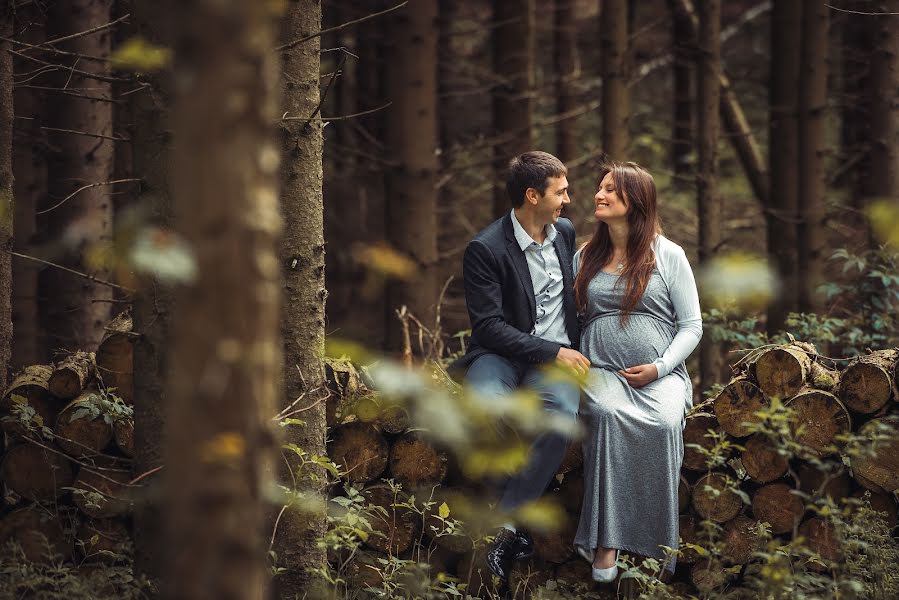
[[510, 208, 557, 251]]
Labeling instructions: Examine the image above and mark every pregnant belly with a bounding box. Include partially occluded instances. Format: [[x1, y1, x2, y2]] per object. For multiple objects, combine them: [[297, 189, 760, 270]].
[[581, 314, 675, 370]]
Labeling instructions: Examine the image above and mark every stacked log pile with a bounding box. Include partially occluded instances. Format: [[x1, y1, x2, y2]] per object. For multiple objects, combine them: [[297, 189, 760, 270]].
[[326, 343, 899, 597], [0, 312, 135, 565]]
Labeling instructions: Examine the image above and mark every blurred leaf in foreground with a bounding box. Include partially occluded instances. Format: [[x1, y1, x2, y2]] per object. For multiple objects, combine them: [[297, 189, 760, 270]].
[[110, 37, 171, 72], [698, 252, 778, 314]]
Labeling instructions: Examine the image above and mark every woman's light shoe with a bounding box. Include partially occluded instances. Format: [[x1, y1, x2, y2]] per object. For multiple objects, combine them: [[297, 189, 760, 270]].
[[591, 549, 620, 583]]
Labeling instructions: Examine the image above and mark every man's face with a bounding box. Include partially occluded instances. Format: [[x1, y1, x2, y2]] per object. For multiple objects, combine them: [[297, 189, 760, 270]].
[[534, 175, 570, 224]]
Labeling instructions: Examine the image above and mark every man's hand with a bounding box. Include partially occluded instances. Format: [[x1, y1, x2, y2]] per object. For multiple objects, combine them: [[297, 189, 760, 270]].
[[618, 363, 658, 388], [556, 347, 591, 376]]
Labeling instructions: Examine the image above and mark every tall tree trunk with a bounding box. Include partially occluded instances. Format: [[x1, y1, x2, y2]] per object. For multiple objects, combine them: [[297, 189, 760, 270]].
[[163, 1, 280, 598], [274, 1, 328, 596], [797, 0, 828, 313], [601, 0, 629, 159], [10, 6, 46, 368], [668, 0, 694, 184], [767, 0, 802, 332], [838, 4, 870, 200], [385, 1, 439, 346], [492, 0, 534, 218], [0, 0, 13, 386], [130, 0, 173, 582], [865, 3, 899, 210], [554, 0, 578, 162], [696, 0, 720, 389], [39, 0, 115, 352]]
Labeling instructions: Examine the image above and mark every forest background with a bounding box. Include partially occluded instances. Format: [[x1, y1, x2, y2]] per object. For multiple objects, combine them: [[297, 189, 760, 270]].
[[0, 0, 898, 599]]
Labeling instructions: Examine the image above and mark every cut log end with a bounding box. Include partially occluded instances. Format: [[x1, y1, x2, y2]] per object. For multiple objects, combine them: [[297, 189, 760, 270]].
[[683, 414, 722, 471], [361, 484, 420, 555], [714, 378, 768, 438], [48, 351, 96, 400], [838, 352, 896, 414], [692, 473, 743, 523], [1, 443, 75, 501], [752, 483, 804, 534], [328, 422, 388, 484], [753, 345, 812, 400], [741, 434, 788, 483], [54, 391, 115, 457], [788, 389, 851, 455], [388, 432, 448, 490]]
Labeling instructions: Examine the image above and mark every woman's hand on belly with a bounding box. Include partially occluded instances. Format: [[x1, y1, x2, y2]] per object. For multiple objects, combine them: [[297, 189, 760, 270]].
[[618, 363, 659, 388]]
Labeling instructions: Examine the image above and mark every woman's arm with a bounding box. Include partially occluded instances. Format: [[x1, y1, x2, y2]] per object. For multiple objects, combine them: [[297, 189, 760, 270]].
[[652, 246, 703, 378]]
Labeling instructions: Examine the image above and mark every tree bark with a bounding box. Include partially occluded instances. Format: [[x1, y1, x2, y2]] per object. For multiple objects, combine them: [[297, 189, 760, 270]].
[[39, 0, 115, 352], [164, 0, 282, 598], [385, 0, 439, 344], [0, 0, 13, 386], [797, 0, 829, 313], [130, 0, 174, 580], [601, 0, 630, 159], [554, 0, 578, 162], [668, 0, 694, 184], [696, 0, 721, 391], [866, 2, 899, 212], [766, 0, 802, 331], [275, 1, 328, 596], [492, 0, 534, 218]]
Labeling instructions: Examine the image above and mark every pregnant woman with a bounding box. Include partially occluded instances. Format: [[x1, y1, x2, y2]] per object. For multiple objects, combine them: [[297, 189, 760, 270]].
[[572, 161, 702, 582]]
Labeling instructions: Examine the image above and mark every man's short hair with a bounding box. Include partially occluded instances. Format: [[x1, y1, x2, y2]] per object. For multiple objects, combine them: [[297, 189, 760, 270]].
[[506, 151, 568, 208]]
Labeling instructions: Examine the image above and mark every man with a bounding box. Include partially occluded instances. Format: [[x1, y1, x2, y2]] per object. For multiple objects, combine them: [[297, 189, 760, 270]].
[[452, 151, 591, 580]]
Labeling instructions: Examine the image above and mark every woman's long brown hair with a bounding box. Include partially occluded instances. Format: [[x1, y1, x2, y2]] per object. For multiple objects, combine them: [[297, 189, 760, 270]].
[[574, 161, 662, 323]]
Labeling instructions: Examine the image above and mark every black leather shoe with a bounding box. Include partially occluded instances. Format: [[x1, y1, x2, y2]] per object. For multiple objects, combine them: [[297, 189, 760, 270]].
[[513, 530, 534, 560], [485, 528, 518, 580]]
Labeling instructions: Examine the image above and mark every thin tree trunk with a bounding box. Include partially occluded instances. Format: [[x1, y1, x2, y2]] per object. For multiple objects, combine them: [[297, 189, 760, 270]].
[[492, 0, 534, 218], [668, 0, 694, 185], [274, 1, 328, 596], [601, 0, 630, 159], [554, 0, 578, 162], [385, 1, 440, 346], [866, 2, 899, 208], [0, 0, 13, 386], [130, 0, 174, 582], [797, 0, 829, 313], [163, 1, 280, 598], [672, 0, 769, 208], [40, 0, 115, 352], [696, 0, 721, 389], [10, 5, 45, 368], [767, 0, 802, 332]]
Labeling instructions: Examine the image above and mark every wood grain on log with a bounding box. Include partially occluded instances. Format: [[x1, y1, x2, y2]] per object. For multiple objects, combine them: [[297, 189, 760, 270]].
[[752, 344, 812, 399], [683, 413, 722, 471], [690, 558, 728, 592], [850, 416, 899, 494], [787, 389, 851, 454], [752, 483, 804, 534], [344, 549, 384, 589], [54, 391, 114, 457], [714, 377, 768, 438], [361, 483, 420, 554], [838, 349, 898, 414], [72, 460, 132, 518], [797, 463, 851, 500], [328, 421, 388, 484], [721, 515, 762, 564], [741, 434, 788, 483], [1, 364, 61, 437], [95, 311, 134, 404], [380, 404, 411, 434], [692, 472, 742, 523], [48, 351, 96, 400], [388, 432, 448, 490], [799, 517, 840, 562], [0, 507, 71, 563], [1, 442, 74, 500]]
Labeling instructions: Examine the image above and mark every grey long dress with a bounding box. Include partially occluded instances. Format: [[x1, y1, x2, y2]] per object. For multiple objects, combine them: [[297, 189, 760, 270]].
[[573, 268, 693, 573]]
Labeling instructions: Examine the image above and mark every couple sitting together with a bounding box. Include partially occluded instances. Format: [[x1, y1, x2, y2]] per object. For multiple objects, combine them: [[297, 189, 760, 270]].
[[452, 151, 703, 583]]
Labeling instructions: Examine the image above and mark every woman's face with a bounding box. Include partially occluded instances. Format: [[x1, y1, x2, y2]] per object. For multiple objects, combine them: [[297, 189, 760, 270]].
[[594, 172, 628, 222]]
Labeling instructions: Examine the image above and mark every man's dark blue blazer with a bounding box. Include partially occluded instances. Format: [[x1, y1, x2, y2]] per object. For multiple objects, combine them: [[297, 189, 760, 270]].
[[452, 213, 580, 373]]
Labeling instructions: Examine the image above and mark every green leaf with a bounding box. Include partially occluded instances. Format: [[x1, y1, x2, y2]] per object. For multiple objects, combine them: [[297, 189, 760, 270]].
[[438, 502, 450, 519]]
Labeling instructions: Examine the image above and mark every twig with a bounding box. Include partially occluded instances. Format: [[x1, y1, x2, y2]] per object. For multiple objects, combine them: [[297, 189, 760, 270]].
[[130, 465, 163, 485], [825, 4, 899, 15], [2, 35, 110, 62], [304, 51, 347, 126], [282, 102, 392, 123], [11, 48, 130, 83], [39, 125, 128, 142], [38, 178, 140, 215], [7, 250, 135, 293], [22, 14, 131, 52], [277, 2, 408, 51]]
